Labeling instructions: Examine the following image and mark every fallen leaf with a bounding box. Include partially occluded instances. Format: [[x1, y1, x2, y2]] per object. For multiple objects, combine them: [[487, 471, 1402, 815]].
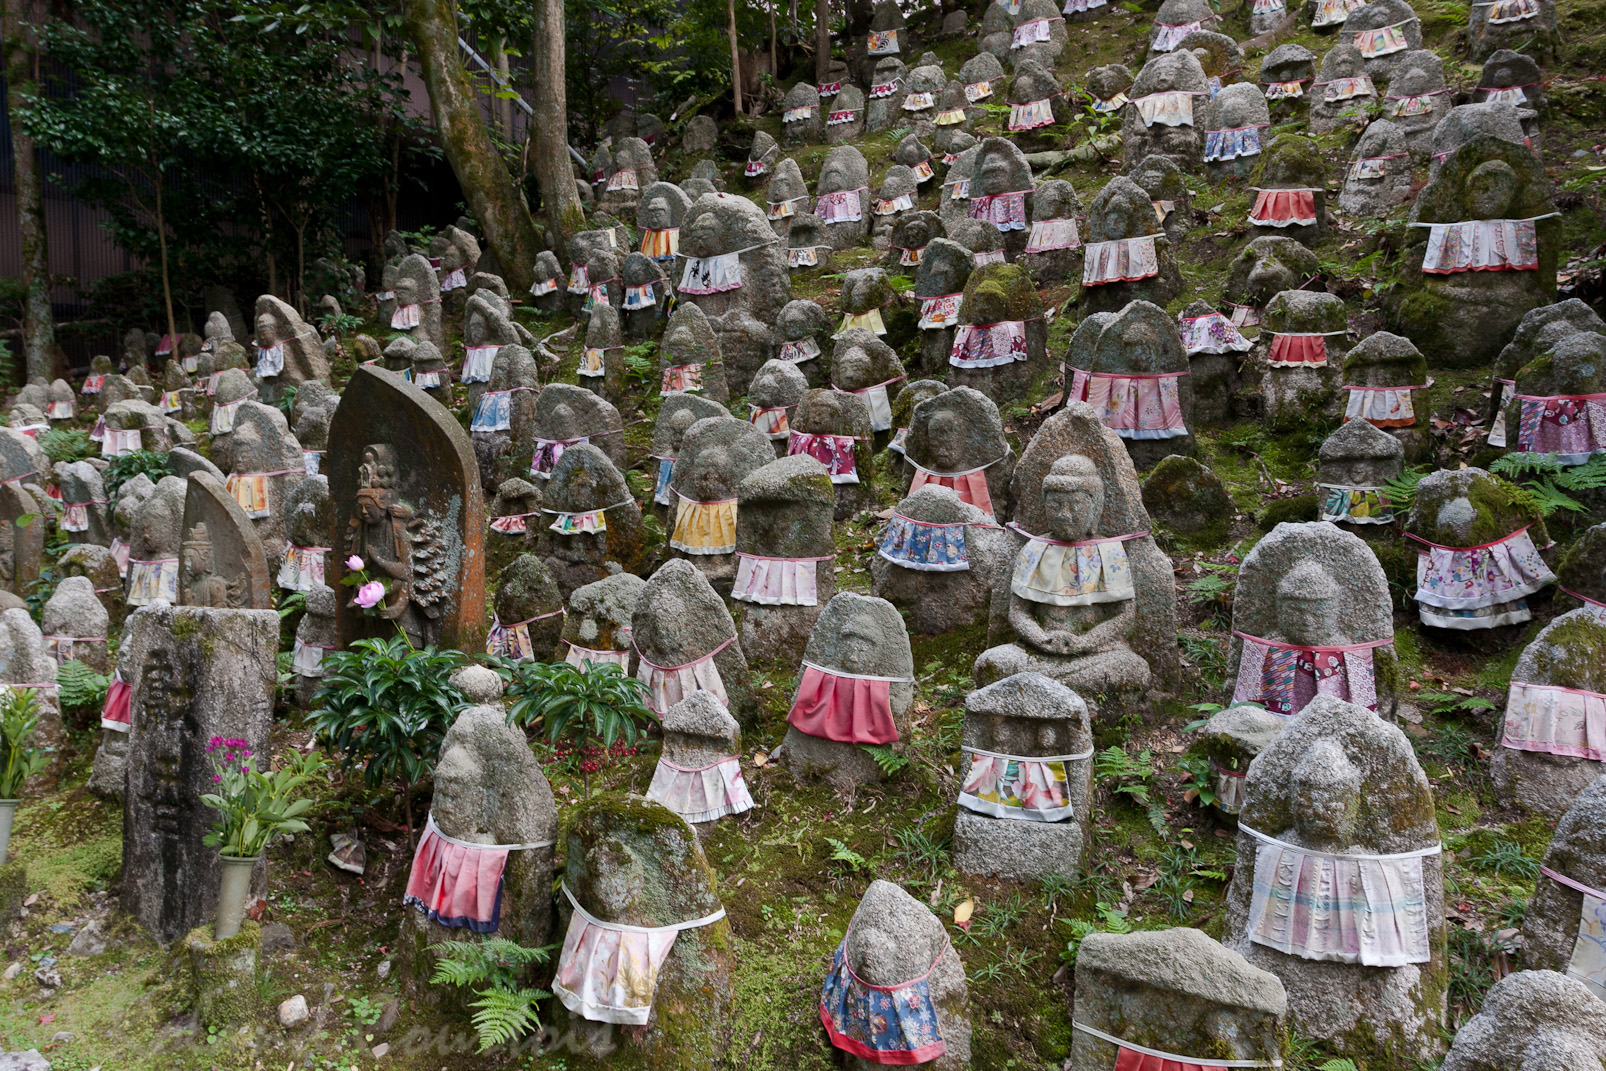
[[1183, 787, 1200, 803], [954, 898, 975, 926], [23, 894, 37, 907], [752, 752, 769, 767], [1167, 745, 1185, 753], [929, 878, 943, 907], [1445, 803, 1462, 815], [38, 1013, 54, 1025], [1182, 888, 1194, 903]]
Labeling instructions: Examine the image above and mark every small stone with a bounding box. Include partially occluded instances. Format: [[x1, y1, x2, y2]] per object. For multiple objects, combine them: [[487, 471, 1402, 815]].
[[278, 994, 310, 1028], [48, 1032, 70, 1044], [0, 1051, 50, 1071], [371, 1042, 390, 1059], [259, 922, 296, 954], [1, 963, 19, 981], [32, 966, 60, 989], [65, 920, 105, 957], [375, 959, 391, 982]]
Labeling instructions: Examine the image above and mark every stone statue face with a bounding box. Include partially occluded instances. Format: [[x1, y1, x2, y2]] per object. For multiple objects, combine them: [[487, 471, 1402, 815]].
[[977, 149, 1011, 197], [1278, 592, 1339, 647], [466, 314, 485, 347], [836, 347, 870, 384], [1291, 742, 1360, 845], [183, 542, 213, 576], [819, 157, 851, 193], [395, 276, 420, 306], [1044, 481, 1102, 543], [255, 314, 277, 346], [927, 411, 964, 470], [834, 614, 885, 675], [641, 195, 673, 231], [1467, 160, 1518, 219], [1245, 248, 1300, 302]]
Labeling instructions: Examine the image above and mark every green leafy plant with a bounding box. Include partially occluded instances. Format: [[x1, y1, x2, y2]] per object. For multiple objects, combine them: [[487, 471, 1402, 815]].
[[497, 659, 651, 798], [429, 938, 553, 1053], [825, 837, 869, 873], [861, 743, 909, 777], [275, 383, 298, 416], [199, 740, 323, 858], [0, 689, 50, 797], [1182, 700, 1223, 733], [1184, 563, 1237, 627], [1179, 633, 1228, 692], [309, 636, 468, 834], [1490, 453, 1606, 516], [54, 659, 110, 730], [37, 428, 94, 465], [1096, 746, 1167, 837], [1469, 838, 1539, 881], [103, 449, 171, 511], [1175, 752, 1217, 808], [318, 312, 364, 337]]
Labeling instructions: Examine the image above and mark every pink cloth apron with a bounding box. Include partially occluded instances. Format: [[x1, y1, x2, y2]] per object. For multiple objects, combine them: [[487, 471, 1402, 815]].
[[403, 815, 552, 934], [786, 662, 910, 745]]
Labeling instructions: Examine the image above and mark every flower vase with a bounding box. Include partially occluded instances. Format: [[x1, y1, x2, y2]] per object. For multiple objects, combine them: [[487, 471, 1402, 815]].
[[215, 853, 259, 939], [0, 800, 18, 866]]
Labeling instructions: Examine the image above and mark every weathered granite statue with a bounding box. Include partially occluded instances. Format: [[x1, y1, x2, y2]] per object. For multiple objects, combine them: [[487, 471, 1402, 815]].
[[488, 554, 566, 662], [1183, 29, 1243, 95], [526, 383, 626, 486], [1486, 299, 1606, 447], [815, 146, 873, 250], [775, 298, 834, 389], [389, 253, 445, 354], [1476, 49, 1545, 139], [328, 367, 485, 652], [1225, 521, 1399, 719], [1340, 330, 1429, 459], [870, 166, 921, 250], [901, 385, 1016, 520], [780, 81, 824, 146], [647, 395, 727, 530], [731, 454, 837, 663], [120, 603, 277, 943], [1442, 970, 1606, 1070], [825, 83, 867, 145], [527, 250, 564, 314], [1223, 695, 1447, 1062], [1081, 175, 1184, 315], [469, 344, 541, 492], [1197, 701, 1285, 820], [597, 136, 657, 218], [179, 474, 271, 609], [953, 673, 1094, 880], [1121, 51, 1208, 175], [975, 405, 1180, 706], [657, 302, 730, 404], [1342, 0, 1423, 83], [1022, 179, 1080, 284], [885, 209, 945, 275], [667, 417, 774, 583], [747, 358, 809, 459], [1133, 154, 1191, 245], [911, 237, 973, 376], [820, 880, 970, 1069], [1469, 0, 1556, 62], [1200, 82, 1269, 183], [645, 690, 753, 827], [126, 476, 187, 608], [1066, 299, 1195, 469], [1071, 929, 1287, 1068], [831, 325, 908, 444], [1247, 134, 1326, 244], [778, 592, 914, 790], [532, 444, 645, 600], [764, 158, 809, 243], [1522, 776, 1606, 991], [632, 558, 756, 725], [42, 575, 110, 673], [1404, 466, 1553, 630], [1384, 51, 1452, 146], [865, 56, 912, 131], [399, 676, 556, 1000], [549, 794, 731, 1062], [1339, 119, 1414, 216], [789, 388, 875, 523], [1002, 59, 1069, 149], [744, 130, 779, 181], [1317, 417, 1406, 529], [1225, 235, 1323, 312], [250, 295, 330, 409], [619, 252, 669, 347], [676, 192, 790, 340], [55, 460, 110, 547], [1259, 44, 1316, 120], [786, 211, 833, 273], [559, 571, 643, 669]]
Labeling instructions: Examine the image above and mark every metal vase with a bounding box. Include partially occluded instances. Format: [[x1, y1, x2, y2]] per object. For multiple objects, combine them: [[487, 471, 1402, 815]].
[[214, 854, 259, 940]]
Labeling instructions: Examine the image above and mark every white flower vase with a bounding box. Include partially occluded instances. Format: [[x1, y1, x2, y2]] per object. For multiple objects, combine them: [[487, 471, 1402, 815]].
[[215, 853, 259, 939]]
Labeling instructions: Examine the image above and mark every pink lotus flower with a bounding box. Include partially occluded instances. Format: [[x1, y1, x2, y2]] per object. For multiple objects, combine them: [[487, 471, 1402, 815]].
[[346, 555, 364, 571], [355, 580, 386, 609]]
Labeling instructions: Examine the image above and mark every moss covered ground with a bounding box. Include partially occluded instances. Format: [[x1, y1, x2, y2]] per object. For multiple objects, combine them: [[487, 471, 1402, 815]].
[[4, 0, 1606, 1067]]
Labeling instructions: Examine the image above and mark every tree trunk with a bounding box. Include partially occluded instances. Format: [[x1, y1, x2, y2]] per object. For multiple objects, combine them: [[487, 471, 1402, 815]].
[[401, 0, 542, 292], [728, 0, 743, 114], [152, 171, 178, 359], [2, 0, 55, 382], [492, 36, 513, 141], [814, 0, 831, 83], [769, 2, 777, 82], [530, 0, 584, 253]]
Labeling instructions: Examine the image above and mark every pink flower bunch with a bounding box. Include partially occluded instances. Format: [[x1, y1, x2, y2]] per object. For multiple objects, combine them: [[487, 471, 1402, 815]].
[[355, 580, 386, 609]]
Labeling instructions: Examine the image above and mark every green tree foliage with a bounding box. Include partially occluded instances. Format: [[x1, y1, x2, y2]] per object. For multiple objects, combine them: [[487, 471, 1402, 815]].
[[26, 0, 431, 314]]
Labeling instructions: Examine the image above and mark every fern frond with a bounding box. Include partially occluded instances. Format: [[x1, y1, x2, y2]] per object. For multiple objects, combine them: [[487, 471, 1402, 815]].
[[1490, 452, 1566, 478], [468, 986, 547, 1052], [1146, 801, 1170, 840], [1378, 466, 1429, 515], [861, 744, 910, 775]]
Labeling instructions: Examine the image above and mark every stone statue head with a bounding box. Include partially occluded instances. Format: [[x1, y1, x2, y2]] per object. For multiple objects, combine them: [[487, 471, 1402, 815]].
[[394, 273, 420, 307], [1276, 560, 1341, 646], [182, 522, 213, 576], [1467, 159, 1519, 218], [254, 312, 278, 346], [1042, 454, 1103, 542], [1290, 738, 1361, 847]]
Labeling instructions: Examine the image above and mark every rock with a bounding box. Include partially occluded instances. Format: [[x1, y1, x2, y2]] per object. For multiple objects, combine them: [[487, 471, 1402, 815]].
[[1523, 776, 1606, 978], [278, 994, 310, 1028], [1493, 611, 1606, 820], [1081, 175, 1184, 315], [1066, 299, 1194, 468], [1441, 970, 1606, 1069], [1198, 702, 1285, 818], [953, 673, 1095, 880], [64, 919, 105, 957], [1222, 695, 1446, 1062], [779, 593, 914, 791], [1072, 928, 1286, 1065], [1250, 289, 1348, 428], [681, 113, 718, 153], [0, 1051, 49, 1070], [1141, 455, 1232, 543], [872, 485, 1015, 635], [186, 921, 264, 1028], [260, 922, 296, 954]]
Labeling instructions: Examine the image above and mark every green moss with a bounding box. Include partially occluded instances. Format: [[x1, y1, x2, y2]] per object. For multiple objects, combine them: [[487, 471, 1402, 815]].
[[1255, 494, 1317, 530], [1392, 289, 1456, 353], [185, 920, 264, 1029]]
